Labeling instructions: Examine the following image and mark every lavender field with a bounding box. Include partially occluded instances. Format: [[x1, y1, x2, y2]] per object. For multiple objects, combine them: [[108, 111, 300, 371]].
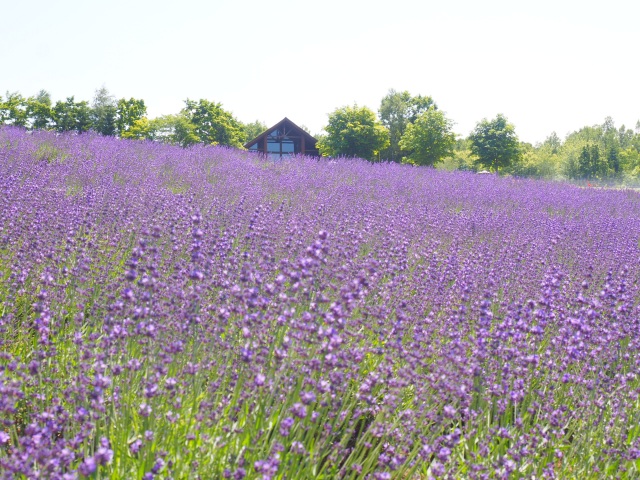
[[1, 127, 640, 479]]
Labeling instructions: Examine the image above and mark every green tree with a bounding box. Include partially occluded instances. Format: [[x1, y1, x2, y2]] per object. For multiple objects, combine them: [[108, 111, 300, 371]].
[[26, 90, 54, 130], [53, 97, 92, 133], [90, 87, 117, 136], [120, 117, 153, 141], [558, 118, 636, 180], [0, 91, 28, 127], [242, 120, 268, 142], [607, 145, 620, 174], [578, 145, 592, 178], [469, 114, 521, 172], [317, 104, 389, 161], [116, 98, 147, 136], [143, 114, 200, 147], [577, 144, 609, 179], [438, 138, 475, 171], [378, 89, 436, 162], [182, 99, 245, 148], [398, 107, 455, 166], [515, 133, 563, 179], [543, 131, 562, 154]]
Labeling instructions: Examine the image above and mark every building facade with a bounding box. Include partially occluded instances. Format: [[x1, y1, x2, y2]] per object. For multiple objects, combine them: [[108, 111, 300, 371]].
[[244, 117, 319, 159]]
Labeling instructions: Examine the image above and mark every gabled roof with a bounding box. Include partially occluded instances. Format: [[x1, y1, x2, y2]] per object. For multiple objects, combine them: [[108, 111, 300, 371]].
[[244, 117, 317, 149]]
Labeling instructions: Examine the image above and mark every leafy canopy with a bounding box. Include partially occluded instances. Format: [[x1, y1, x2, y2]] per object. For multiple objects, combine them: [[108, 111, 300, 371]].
[[379, 89, 436, 162], [0, 91, 28, 127], [90, 87, 118, 136], [317, 104, 389, 161], [469, 114, 521, 171], [116, 98, 147, 136], [53, 97, 92, 133], [182, 99, 246, 148], [242, 120, 268, 142], [399, 107, 456, 166], [27, 90, 54, 130]]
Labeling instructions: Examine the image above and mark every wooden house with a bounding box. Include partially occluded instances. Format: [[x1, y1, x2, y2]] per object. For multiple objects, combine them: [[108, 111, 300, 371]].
[[244, 117, 319, 158]]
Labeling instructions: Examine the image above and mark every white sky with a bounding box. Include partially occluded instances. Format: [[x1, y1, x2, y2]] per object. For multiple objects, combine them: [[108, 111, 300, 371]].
[[1, 0, 639, 144]]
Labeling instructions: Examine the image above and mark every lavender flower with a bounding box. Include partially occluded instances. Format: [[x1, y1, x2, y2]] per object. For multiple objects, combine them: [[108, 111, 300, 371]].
[[2, 127, 640, 478]]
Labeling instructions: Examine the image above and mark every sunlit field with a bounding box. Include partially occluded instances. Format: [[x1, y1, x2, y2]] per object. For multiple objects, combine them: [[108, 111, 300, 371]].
[[1, 127, 640, 479]]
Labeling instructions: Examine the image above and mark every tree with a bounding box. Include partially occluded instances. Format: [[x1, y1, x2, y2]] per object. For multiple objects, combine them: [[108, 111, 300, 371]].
[[182, 99, 246, 148], [543, 131, 562, 154], [398, 107, 455, 166], [120, 117, 153, 141], [317, 104, 389, 161], [607, 144, 620, 175], [91, 87, 117, 136], [378, 90, 436, 162], [578, 145, 593, 178], [0, 91, 28, 127], [116, 98, 147, 136], [26, 90, 54, 130], [142, 114, 200, 147], [576, 143, 610, 179], [242, 120, 268, 142], [52, 97, 92, 133], [469, 114, 521, 172]]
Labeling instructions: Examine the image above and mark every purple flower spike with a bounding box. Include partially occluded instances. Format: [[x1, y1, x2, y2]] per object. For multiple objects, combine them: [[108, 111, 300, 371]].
[[254, 373, 266, 386], [279, 417, 295, 436], [78, 457, 97, 477]]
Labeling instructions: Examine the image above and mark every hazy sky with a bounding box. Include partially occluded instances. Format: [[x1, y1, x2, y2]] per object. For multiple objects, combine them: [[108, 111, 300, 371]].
[[2, 0, 638, 144]]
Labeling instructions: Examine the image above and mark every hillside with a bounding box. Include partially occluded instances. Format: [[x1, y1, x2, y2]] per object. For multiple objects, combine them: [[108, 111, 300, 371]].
[[1, 127, 640, 478]]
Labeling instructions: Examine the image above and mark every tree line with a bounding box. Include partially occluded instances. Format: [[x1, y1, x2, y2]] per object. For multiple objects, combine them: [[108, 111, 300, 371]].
[[0, 87, 267, 149], [2, 87, 640, 182], [317, 90, 640, 183]]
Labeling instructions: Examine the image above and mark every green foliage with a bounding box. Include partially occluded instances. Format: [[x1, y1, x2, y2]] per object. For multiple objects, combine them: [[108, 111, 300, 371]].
[[120, 117, 154, 141], [509, 142, 559, 178], [243, 120, 268, 142], [147, 114, 200, 147], [469, 114, 521, 172], [621, 147, 640, 177], [90, 87, 117, 136], [557, 119, 640, 181], [398, 106, 455, 166], [378, 90, 436, 162], [544, 131, 562, 154], [115, 98, 147, 136], [52, 97, 92, 133], [577, 144, 605, 179], [318, 104, 389, 161], [0, 91, 28, 127], [437, 138, 475, 171], [26, 90, 54, 130], [182, 99, 246, 148]]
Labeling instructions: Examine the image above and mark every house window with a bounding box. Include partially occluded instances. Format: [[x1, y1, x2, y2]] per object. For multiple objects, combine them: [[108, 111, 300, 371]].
[[265, 136, 300, 158], [282, 139, 295, 154], [267, 140, 280, 153]]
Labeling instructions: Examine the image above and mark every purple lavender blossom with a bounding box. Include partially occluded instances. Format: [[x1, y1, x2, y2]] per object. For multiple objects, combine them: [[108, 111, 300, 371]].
[[2, 127, 640, 478]]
